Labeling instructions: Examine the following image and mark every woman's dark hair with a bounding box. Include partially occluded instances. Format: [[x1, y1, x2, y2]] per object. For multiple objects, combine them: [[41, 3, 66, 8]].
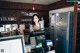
[[31, 14, 41, 25]]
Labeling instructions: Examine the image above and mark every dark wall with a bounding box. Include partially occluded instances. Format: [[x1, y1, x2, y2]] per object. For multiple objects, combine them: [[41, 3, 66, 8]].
[[0, 1, 48, 10], [48, 0, 74, 10], [76, 11, 80, 53]]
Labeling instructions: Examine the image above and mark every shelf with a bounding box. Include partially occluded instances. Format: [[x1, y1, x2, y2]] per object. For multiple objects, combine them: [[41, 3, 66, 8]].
[[0, 21, 17, 24]]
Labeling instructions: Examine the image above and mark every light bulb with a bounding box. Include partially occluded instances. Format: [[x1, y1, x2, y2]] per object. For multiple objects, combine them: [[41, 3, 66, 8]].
[[33, 7, 35, 10]]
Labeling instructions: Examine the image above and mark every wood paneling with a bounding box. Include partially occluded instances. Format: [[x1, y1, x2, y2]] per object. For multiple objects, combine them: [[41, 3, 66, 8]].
[[48, 0, 74, 10], [0, 1, 48, 11], [73, 2, 78, 53]]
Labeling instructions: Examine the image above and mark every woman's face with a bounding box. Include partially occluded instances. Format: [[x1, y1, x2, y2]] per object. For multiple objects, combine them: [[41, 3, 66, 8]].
[[33, 16, 39, 23]]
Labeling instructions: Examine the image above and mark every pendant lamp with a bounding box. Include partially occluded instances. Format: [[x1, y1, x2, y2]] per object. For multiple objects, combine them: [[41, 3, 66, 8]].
[[32, 0, 35, 10]]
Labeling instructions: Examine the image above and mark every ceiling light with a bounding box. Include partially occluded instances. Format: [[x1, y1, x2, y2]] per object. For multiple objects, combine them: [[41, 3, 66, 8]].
[[32, 0, 35, 10], [33, 5, 35, 10]]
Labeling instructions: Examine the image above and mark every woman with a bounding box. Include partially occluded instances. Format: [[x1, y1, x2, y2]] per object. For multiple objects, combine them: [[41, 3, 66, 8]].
[[30, 14, 42, 32], [30, 14, 45, 53]]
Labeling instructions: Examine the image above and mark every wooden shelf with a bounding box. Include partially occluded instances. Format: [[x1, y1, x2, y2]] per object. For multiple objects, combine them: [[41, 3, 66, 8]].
[[0, 21, 17, 24]]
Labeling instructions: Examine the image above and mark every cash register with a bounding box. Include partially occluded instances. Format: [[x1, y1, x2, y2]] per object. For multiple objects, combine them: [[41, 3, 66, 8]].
[[30, 30, 45, 53]]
